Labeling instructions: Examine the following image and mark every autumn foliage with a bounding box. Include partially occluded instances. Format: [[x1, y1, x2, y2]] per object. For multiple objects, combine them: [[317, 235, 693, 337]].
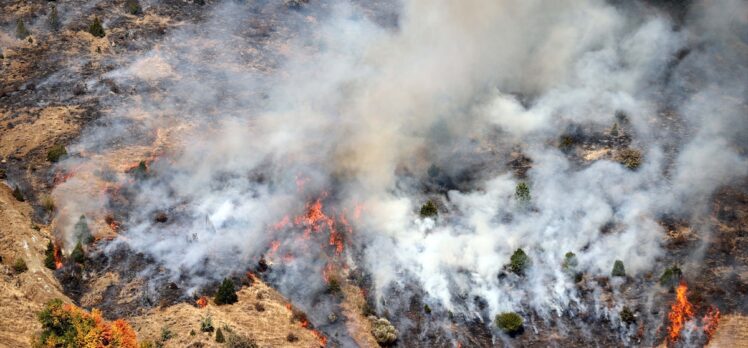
[[34, 299, 138, 348]]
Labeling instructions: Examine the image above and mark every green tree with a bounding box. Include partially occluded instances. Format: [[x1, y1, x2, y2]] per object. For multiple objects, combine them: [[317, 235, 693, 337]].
[[44, 241, 57, 270], [562, 251, 578, 271], [620, 306, 636, 325], [12, 186, 24, 202], [88, 17, 105, 38], [419, 200, 438, 218], [509, 248, 530, 275], [515, 182, 530, 202], [125, 0, 142, 15], [659, 265, 682, 289], [215, 328, 225, 343], [214, 278, 238, 305], [47, 144, 67, 162], [495, 312, 523, 334], [13, 258, 28, 273], [611, 260, 626, 277], [16, 19, 30, 39], [610, 122, 619, 137], [74, 215, 93, 244], [70, 241, 85, 264]]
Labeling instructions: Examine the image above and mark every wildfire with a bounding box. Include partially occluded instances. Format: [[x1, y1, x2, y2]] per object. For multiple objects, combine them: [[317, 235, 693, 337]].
[[196, 296, 208, 308], [53, 243, 63, 269], [702, 306, 720, 343], [105, 215, 120, 232], [310, 329, 328, 347], [668, 282, 694, 343]]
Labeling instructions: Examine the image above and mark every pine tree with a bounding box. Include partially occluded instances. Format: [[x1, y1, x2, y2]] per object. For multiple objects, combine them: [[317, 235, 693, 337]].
[[88, 17, 105, 38], [215, 328, 225, 343], [12, 186, 24, 202], [611, 260, 626, 277], [70, 241, 85, 264], [515, 182, 530, 202], [16, 19, 30, 39], [74, 215, 93, 244], [214, 278, 238, 305], [48, 6, 61, 31], [44, 241, 57, 270]]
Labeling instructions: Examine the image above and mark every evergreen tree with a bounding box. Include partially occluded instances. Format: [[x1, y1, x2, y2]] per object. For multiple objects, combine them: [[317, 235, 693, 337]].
[[215, 328, 225, 343], [48, 6, 61, 31], [70, 241, 85, 264], [509, 248, 530, 275], [74, 215, 93, 244], [88, 17, 105, 38], [44, 241, 57, 270], [16, 19, 30, 39], [515, 182, 530, 202], [12, 186, 24, 202], [611, 260, 626, 277], [214, 278, 238, 305]]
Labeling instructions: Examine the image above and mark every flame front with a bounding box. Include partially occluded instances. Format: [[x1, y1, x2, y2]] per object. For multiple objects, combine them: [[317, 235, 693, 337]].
[[668, 282, 694, 343], [702, 306, 720, 343], [53, 243, 63, 269], [196, 296, 208, 308]]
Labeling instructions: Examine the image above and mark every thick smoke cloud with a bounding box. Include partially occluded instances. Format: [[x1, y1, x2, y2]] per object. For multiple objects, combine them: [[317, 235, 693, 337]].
[[52, 0, 747, 338]]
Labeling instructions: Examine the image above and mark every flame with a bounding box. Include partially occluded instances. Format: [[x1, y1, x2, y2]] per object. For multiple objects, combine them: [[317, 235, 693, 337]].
[[702, 306, 720, 343], [310, 329, 327, 347], [196, 296, 208, 308], [668, 282, 694, 343], [105, 215, 120, 232], [53, 243, 63, 269]]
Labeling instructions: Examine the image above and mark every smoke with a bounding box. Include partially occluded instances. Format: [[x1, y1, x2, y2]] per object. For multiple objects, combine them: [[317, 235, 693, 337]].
[[51, 0, 747, 342]]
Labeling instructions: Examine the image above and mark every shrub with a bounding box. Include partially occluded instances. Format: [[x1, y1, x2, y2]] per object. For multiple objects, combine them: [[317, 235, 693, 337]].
[[88, 17, 105, 38], [495, 312, 523, 334], [659, 265, 682, 288], [214, 278, 238, 305], [327, 277, 341, 294], [48, 6, 60, 31], [160, 325, 174, 341], [35, 299, 138, 347], [610, 122, 619, 137], [509, 248, 530, 275], [424, 304, 431, 314], [70, 241, 85, 264], [225, 333, 258, 348], [286, 333, 298, 342], [558, 135, 575, 150], [13, 257, 28, 273], [616, 148, 642, 170], [215, 328, 225, 343], [125, 0, 142, 15], [620, 306, 636, 325], [189, 329, 196, 336], [12, 186, 24, 202], [611, 260, 626, 277], [44, 241, 56, 270], [16, 19, 30, 39], [562, 251, 578, 271], [200, 315, 214, 332], [41, 195, 55, 212], [74, 215, 93, 244], [419, 200, 438, 218], [515, 182, 530, 202], [369, 316, 398, 345], [47, 144, 67, 162]]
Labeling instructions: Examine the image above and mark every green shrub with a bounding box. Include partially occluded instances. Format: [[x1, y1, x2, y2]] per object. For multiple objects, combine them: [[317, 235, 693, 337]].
[[74, 215, 93, 244], [419, 200, 438, 218], [189, 329, 195, 336], [47, 144, 67, 162], [558, 135, 575, 150], [160, 326, 173, 341], [611, 260, 626, 277], [70, 241, 85, 264], [495, 312, 523, 334], [200, 315, 214, 332], [215, 328, 225, 343], [659, 265, 682, 288], [515, 182, 530, 202], [13, 257, 28, 273], [12, 186, 24, 202], [562, 251, 578, 271], [88, 17, 105, 38], [423, 304, 431, 314], [44, 241, 56, 270], [16, 19, 30, 39], [509, 248, 530, 275], [41, 195, 55, 212], [327, 277, 341, 294], [610, 122, 619, 137], [125, 0, 142, 15], [214, 278, 238, 305], [620, 306, 635, 325]]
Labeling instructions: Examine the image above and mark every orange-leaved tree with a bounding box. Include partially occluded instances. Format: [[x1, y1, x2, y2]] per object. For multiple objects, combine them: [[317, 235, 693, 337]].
[[34, 298, 138, 347]]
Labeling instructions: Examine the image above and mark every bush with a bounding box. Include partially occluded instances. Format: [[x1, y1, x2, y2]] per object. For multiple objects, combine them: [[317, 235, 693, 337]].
[[41, 195, 55, 212], [616, 148, 642, 170], [74, 215, 93, 244], [214, 278, 238, 305], [88, 17, 105, 38], [35, 299, 138, 347], [225, 333, 258, 348], [611, 260, 626, 277], [515, 182, 530, 202], [16, 19, 30, 39], [509, 248, 530, 275], [215, 328, 225, 343], [12, 186, 24, 202], [44, 241, 56, 270], [424, 304, 431, 314], [610, 122, 619, 137], [48, 6, 60, 31], [47, 144, 67, 162], [125, 0, 142, 15], [558, 135, 575, 150], [562, 251, 578, 271], [327, 277, 341, 294], [620, 306, 636, 325], [419, 200, 438, 218], [659, 265, 682, 288], [495, 312, 523, 334], [70, 241, 85, 264], [160, 326, 174, 341], [200, 315, 214, 332], [13, 258, 28, 273], [369, 316, 398, 345]]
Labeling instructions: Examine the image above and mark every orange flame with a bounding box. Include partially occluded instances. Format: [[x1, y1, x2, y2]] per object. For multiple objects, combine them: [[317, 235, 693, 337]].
[[668, 282, 694, 342], [702, 306, 720, 343], [53, 243, 63, 269], [310, 329, 327, 347], [196, 296, 208, 308]]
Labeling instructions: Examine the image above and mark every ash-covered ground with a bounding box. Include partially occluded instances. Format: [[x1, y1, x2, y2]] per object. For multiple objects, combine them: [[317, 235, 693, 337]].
[[1, 0, 747, 347]]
